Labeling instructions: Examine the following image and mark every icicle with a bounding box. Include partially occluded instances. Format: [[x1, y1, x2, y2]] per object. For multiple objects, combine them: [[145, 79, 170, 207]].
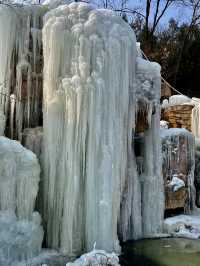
[[10, 94, 16, 139], [0, 6, 17, 131], [192, 103, 200, 138], [0, 106, 5, 136], [0, 5, 46, 140]]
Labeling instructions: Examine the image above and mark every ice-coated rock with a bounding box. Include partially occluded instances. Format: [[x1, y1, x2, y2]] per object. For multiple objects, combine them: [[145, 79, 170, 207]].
[[66, 250, 120, 266], [0, 136, 40, 219], [0, 211, 43, 265], [169, 95, 191, 106], [164, 215, 200, 239]]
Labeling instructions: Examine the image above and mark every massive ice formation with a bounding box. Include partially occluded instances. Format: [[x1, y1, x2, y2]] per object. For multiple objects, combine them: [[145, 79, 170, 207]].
[[0, 136, 43, 265], [42, 2, 163, 256], [0, 5, 45, 140], [43, 2, 136, 255]]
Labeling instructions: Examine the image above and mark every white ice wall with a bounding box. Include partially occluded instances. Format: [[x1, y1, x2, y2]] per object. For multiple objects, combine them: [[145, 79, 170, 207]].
[[43, 2, 137, 256], [43, 2, 163, 256]]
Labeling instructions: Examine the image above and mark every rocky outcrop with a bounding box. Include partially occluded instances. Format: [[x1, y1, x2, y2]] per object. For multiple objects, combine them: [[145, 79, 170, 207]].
[[161, 128, 195, 212], [162, 104, 194, 131]]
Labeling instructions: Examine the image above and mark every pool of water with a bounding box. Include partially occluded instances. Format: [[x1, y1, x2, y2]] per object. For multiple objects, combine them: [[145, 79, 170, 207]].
[[120, 238, 200, 266]]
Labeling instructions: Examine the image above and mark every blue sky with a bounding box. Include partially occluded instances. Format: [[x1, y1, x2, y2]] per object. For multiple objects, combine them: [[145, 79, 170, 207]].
[[128, 0, 192, 25], [93, 0, 190, 27], [93, 0, 192, 26]]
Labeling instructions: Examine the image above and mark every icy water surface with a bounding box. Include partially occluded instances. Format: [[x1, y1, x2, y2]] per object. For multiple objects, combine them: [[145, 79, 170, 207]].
[[120, 238, 200, 266]]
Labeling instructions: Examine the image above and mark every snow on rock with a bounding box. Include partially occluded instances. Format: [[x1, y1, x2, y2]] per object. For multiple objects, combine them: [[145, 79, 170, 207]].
[[42, 0, 73, 8], [0, 136, 40, 219], [161, 99, 169, 108], [164, 215, 200, 239], [167, 174, 185, 192], [160, 120, 169, 129], [168, 95, 192, 106], [66, 250, 120, 266], [0, 211, 43, 266]]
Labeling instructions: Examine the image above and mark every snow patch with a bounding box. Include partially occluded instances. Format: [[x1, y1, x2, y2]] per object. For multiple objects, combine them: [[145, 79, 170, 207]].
[[66, 250, 120, 266], [167, 174, 185, 192], [160, 120, 169, 129], [164, 215, 200, 239]]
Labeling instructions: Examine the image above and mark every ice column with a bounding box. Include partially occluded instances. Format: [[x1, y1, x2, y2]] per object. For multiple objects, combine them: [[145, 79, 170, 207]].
[[43, 3, 136, 256], [0, 6, 17, 134]]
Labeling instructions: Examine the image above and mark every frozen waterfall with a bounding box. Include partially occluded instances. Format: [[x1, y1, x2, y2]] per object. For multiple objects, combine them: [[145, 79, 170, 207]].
[[42, 2, 163, 257], [0, 5, 45, 140], [43, 2, 136, 255], [0, 1, 164, 263]]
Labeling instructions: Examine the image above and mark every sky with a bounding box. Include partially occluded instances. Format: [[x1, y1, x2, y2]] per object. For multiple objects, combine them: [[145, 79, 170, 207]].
[[128, 0, 192, 25], [94, 0, 192, 26]]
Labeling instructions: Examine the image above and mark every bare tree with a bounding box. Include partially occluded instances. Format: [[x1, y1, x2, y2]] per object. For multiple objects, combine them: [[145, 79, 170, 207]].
[[173, 0, 200, 84], [89, 0, 144, 20], [143, 0, 186, 41]]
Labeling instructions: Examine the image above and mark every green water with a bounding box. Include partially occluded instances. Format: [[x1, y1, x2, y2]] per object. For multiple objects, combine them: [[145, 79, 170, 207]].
[[121, 238, 200, 266]]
